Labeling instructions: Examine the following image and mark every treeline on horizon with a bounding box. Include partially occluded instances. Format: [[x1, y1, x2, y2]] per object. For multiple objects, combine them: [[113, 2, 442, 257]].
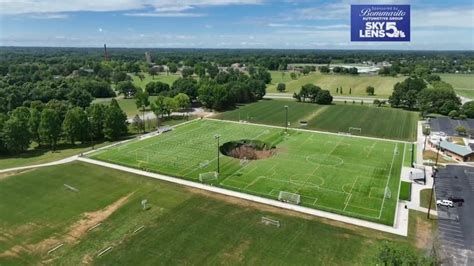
[[1, 47, 473, 72]]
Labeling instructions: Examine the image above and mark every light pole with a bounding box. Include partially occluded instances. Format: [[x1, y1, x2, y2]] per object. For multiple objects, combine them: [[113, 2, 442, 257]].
[[427, 167, 437, 219], [284, 105, 289, 133], [214, 134, 221, 174]]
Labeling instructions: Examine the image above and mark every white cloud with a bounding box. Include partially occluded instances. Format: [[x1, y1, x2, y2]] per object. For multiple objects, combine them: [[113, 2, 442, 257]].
[[268, 23, 349, 30], [0, 0, 263, 15], [124, 12, 205, 17], [413, 7, 474, 28], [28, 13, 69, 19]]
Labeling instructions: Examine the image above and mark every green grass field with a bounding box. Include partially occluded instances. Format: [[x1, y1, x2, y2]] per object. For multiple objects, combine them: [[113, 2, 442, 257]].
[[267, 71, 405, 97], [213, 100, 419, 141], [439, 74, 474, 99], [0, 162, 433, 265], [130, 72, 180, 89], [91, 119, 404, 225]]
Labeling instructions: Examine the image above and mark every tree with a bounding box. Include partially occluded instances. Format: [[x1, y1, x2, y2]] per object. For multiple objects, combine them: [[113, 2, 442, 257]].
[[455, 125, 467, 136], [116, 81, 138, 98], [319, 66, 330, 73], [194, 64, 206, 78], [366, 86, 375, 96], [168, 62, 178, 74], [315, 90, 333, 105], [174, 93, 190, 112], [389, 77, 426, 108], [135, 91, 150, 132], [145, 81, 170, 95], [290, 72, 297, 80], [62, 107, 90, 144], [448, 110, 459, 119], [462, 101, 474, 118], [418, 88, 461, 115], [251, 67, 272, 84], [207, 64, 219, 78], [103, 105, 128, 140], [28, 107, 42, 144], [277, 83, 286, 92], [148, 67, 158, 79], [2, 116, 31, 153], [112, 71, 130, 83], [423, 127, 431, 151], [181, 67, 194, 78], [301, 66, 311, 75], [67, 88, 93, 108], [39, 108, 62, 150], [131, 114, 144, 133], [172, 78, 198, 99], [86, 104, 106, 140]]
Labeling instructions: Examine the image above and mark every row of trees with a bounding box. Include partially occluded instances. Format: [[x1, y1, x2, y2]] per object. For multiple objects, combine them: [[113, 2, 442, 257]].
[[0, 100, 127, 154], [293, 84, 333, 104], [388, 76, 462, 116]]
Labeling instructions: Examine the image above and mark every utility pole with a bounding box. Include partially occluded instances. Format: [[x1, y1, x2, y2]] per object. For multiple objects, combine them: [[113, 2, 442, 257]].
[[214, 134, 221, 174], [427, 143, 441, 219], [284, 105, 289, 133]]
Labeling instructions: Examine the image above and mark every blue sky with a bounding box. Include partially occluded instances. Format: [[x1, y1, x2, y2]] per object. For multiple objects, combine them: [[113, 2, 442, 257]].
[[0, 0, 473, 50]]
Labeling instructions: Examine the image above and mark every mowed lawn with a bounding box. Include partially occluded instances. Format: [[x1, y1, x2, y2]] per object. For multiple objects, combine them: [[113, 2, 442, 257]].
[[267, 71, 405, 97], [213, 100, 419, 141], [91, 119, 404, 225], [130, 72, 180, 89], [439, 74, 474, 99], [0, 162, 432, 265]]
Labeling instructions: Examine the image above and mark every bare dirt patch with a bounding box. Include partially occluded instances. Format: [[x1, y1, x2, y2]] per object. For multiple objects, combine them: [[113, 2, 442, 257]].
[[221, 139, 276, 160], [414, 215, 434, 249], [0, 192, 133, 258], [221, 239, 251, 262], [0, 169, 36, 181]]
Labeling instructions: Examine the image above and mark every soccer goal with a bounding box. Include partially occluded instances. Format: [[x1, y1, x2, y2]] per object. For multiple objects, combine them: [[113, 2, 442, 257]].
[[384, 187, 391, 199], [261, 216, 280, 227], [199, 171, 219, 182], [348, 127, 362, 134], [278, 191, 301, 205]]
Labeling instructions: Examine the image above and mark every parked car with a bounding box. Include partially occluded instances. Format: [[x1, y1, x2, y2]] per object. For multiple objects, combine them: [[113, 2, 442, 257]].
[[437, 199, 454, 207]]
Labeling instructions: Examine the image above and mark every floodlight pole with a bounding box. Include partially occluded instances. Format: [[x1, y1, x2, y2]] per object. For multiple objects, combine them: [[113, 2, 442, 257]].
[[427, 167, 437, 219], [215, 134, 221, 174], [284, 105, 289, 133]]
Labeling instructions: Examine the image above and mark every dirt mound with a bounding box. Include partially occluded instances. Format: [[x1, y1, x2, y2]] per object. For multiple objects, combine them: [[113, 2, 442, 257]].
[[220, 139, 276, 160]]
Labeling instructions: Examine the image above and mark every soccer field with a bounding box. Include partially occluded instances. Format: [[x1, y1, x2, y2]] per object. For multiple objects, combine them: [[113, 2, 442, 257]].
[[91, 119, 405, 225], [213, 100, 419, 141]]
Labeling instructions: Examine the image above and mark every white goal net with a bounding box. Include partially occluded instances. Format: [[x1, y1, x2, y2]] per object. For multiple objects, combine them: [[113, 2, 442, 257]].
[[199, 171, 218, 182], [278, 191, 301, 205], [261, 216, 280, 227], [348, 127, 362, 134]]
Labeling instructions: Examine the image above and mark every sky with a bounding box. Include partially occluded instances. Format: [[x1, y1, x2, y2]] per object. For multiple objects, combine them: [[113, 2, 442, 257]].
[[0, 0, 473, 50]]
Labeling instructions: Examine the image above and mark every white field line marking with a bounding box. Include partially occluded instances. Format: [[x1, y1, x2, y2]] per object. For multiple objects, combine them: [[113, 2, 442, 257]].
[[205, 117, 413, 144], [344, 176, 359, 211], [47, 243, 64, 254], [378, 143, 403, 220]]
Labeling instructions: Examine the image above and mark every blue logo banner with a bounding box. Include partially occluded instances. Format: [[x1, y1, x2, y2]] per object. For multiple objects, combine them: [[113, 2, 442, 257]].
[[351, 5, 410, 42]]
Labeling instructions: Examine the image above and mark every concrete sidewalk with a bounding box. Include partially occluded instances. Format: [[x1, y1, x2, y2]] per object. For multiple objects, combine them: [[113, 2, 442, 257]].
[[77, 157, 409, 236]]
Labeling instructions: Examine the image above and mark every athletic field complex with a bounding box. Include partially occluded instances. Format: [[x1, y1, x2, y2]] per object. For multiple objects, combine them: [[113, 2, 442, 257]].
[[91, 119, 406, 225]]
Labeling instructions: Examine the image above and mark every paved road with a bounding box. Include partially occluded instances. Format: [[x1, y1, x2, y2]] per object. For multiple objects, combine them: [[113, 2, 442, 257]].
[[436, 165, 474, 265], [264, 93, 388, 103]]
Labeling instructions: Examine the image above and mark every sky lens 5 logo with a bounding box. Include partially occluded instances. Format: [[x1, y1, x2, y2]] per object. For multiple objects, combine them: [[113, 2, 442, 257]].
[[351, 5, 410, 42]]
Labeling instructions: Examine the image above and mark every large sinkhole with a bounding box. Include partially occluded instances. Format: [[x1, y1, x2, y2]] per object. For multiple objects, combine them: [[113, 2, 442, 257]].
[[220, 139, 277, 160]]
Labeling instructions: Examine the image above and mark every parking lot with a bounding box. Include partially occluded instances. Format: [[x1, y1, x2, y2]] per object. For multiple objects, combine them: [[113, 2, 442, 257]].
[[429, 117, 474, 136], [436, 165, 474, 265]]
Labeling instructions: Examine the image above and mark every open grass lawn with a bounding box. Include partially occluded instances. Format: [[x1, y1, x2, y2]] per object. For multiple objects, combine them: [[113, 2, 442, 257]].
[[420, 189, 436, 209], [130, 72, 180, 89], [0, 141, 113, 170], [93, 96, 160, 118], [267, 71, 405, 97], [213, 100, 419, 141], [399, 181, 411, 201], [439, 74, 474, 99], [91, 119, 404, 225], [0, 162, 433, 265]]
